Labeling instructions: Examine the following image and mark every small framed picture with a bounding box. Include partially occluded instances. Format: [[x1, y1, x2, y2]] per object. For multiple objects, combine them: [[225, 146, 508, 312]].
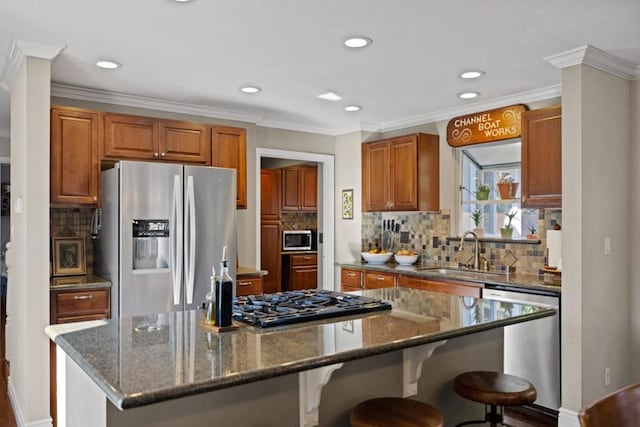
[[342, 189, 354, 220], [52, 237, 86, 276]]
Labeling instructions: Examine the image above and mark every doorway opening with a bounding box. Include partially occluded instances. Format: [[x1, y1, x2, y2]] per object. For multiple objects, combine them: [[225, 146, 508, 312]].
[[255, 148, 334, 292]]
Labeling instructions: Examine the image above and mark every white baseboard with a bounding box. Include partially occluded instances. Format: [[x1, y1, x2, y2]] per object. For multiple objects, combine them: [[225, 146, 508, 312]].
[[7, 376, 53, 427], [558, 407, 580, 427]]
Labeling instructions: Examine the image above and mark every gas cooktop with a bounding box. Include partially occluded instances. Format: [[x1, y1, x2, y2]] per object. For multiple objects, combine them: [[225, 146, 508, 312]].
[[232, 289, 391, 328]]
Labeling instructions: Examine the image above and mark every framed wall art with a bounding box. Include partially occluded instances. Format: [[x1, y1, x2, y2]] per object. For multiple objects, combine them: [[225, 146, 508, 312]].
[[52, 237, 86, 276], [342, 189, 354, 220]]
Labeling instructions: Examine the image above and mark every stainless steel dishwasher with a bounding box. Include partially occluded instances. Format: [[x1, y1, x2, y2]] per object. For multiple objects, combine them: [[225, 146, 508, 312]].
[[482, 283, 560, 412]]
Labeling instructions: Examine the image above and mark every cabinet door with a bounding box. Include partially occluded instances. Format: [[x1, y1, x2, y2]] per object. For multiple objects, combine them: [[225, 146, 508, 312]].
[[390, 136, 418, 210], [341, 268, 363, 290], [521, 107, 562, 208], [281, 167, 301, 211], [362, 141, 391, 211], [397, 275, 481, 298], [364, 271, 396, 289], [260, 221, 281, 294], [159, 120, 210, 165], [300, 166, 318, 211], [236, 277, 263, 296], [51, 107, 101, 206], [290, 265, 318, 290], [103, 113, 158, 160], [212, 126, 247, 209], [260, 169, 281, 221]]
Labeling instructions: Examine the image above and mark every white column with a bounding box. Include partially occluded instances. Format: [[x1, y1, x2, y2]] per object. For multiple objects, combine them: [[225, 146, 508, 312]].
[[1, 40, 64, 427]]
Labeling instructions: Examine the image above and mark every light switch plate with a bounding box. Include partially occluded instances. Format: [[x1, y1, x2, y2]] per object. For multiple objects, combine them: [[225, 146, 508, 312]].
[[604, 237, 611, 255]]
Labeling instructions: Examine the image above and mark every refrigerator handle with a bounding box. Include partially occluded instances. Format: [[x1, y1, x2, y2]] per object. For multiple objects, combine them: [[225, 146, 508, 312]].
[[172, 174, 183, 306], [186, 175, 196, 305]]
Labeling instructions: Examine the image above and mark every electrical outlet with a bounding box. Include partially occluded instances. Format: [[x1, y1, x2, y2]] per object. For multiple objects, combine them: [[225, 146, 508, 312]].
[[604, 367, 611, 386], [604, 237, 611, 255]]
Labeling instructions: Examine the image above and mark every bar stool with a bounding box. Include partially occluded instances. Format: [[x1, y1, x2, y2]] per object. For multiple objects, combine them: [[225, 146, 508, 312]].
[[452, 371, 537, 426], [350, 397, 443, 427]]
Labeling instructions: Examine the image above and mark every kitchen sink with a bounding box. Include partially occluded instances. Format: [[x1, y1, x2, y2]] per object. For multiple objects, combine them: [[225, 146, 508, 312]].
[[415, 267, 506, 279]]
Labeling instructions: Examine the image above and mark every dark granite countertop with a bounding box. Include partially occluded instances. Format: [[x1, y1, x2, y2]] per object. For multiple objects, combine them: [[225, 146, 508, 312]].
[[338, 261, 561, 294], [237, 266, 268, 278], [50, 274, 112, 291], [49, 287, 555, 409]]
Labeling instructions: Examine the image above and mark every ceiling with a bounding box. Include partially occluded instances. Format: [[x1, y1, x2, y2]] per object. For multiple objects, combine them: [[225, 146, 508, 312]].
[[0, 0, 639, 135]]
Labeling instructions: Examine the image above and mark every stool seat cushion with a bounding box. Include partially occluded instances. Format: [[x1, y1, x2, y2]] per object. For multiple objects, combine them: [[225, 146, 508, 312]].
[[453, 371, 537, 407], [351, 397, 443, 427]]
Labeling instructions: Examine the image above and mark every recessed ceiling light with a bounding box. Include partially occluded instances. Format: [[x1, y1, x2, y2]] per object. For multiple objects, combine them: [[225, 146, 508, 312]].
[[460, 70, 485, 79], [96, 60, 121, 69], [344, 37, 373, 49], [344, 105, 362, 112], [240, 85, 261, 94], [458, 91, 480, 100], [317, 92, 342, 101]]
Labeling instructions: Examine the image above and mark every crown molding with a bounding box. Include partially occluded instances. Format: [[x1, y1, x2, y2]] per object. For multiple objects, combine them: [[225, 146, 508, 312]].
[[0, 129, 9, 138], [51, 83, 265, 125], [379, 84, 562, 133], [0, 40, 65, 92], [257, 118, 339, 136], [544, 45, 640, 81], [51, 82, 564, 138]]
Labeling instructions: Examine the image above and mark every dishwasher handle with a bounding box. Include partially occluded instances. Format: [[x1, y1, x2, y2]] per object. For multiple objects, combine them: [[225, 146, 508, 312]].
[[484, 282, 560, 298]]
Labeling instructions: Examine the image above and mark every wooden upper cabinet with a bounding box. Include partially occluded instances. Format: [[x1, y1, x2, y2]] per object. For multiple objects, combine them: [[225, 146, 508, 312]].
[[261, 168, 281, 221], [103, 113, 157, 161], [212, 125, 247, 209], [281, 165, 317, 212], [159, 120, 210, 164], [362, 133, 439, 212], [103, 113, 211, 165], [282, 167, 301, 211], [51, 107, 101, 206], [300, 166, 317, 211], [521, 106, 562, 208]]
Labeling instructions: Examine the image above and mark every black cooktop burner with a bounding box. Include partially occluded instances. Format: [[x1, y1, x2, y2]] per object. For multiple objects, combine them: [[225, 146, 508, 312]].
[[232, 289, 391, 328]]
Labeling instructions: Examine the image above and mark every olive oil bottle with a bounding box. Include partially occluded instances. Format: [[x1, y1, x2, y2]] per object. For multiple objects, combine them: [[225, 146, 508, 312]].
[[215, 246, 233, 327]]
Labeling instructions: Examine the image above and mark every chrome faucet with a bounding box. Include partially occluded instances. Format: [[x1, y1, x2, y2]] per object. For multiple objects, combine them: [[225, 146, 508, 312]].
[[459, 230, 480, 271]]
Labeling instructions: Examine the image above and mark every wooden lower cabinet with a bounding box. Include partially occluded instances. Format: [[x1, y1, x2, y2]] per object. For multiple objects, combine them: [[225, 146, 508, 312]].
[[364, 271, 396, 289], [283, 254, 318, 290], [398, 275, 482, 298], [260, 221, 282, 293], [50, 286, 111, 427], [341, 267, 363, 292], [236, 276, 263, 296]]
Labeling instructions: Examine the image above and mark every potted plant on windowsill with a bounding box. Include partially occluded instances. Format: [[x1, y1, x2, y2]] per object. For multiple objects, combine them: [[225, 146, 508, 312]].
[[500, 210, 517, 239], [475, 184, 491, 201], [526, 224, 538, 239], [497, 173, 519, 200], [471, 208, 484, 237]]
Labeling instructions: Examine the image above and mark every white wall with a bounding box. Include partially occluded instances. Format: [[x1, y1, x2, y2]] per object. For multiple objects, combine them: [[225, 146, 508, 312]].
[[629, 80, 639, 376], [561, 64, 632, 412], [7, 56, 52, 426]]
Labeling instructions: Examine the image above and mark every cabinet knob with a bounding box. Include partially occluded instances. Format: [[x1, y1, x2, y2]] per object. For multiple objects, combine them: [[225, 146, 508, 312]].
[[376, 277, 385, 281], [93, 196, 97, 201], [154, 152, 159, 158], [161, 152, 166, 157]]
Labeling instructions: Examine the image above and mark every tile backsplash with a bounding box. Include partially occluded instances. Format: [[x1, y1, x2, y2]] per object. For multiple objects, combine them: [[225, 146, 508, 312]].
[[362, 209, 562, 275], [281, 212, 317, 231], [50, 208, 95, 274]]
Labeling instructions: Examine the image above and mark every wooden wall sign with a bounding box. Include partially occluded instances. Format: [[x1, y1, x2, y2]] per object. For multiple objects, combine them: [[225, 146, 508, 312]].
[[447, 104, 528, 147]]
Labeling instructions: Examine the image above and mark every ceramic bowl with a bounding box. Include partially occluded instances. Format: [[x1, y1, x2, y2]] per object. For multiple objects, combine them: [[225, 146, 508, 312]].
[[361, 251, 393, 264], [394, 253, 418, 265]]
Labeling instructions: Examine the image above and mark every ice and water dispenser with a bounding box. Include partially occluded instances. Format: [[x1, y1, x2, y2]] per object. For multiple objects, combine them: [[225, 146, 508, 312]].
[[132, 219, 170, 270]]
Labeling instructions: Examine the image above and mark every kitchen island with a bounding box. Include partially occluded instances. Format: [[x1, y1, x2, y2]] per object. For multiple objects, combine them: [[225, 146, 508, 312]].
[[48, 287, 556, 427]]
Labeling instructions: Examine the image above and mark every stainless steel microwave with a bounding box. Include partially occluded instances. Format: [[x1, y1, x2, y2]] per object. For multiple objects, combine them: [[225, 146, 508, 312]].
[[282, 230, 313, 251]]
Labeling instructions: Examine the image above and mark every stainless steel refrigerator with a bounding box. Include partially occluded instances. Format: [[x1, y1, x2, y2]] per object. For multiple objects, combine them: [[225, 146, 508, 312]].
[[96, 161, 236, 318]]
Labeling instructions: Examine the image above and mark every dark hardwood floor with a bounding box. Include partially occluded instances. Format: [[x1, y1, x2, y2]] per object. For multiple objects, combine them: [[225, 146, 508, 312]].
[[505, 406, 558, 427]]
